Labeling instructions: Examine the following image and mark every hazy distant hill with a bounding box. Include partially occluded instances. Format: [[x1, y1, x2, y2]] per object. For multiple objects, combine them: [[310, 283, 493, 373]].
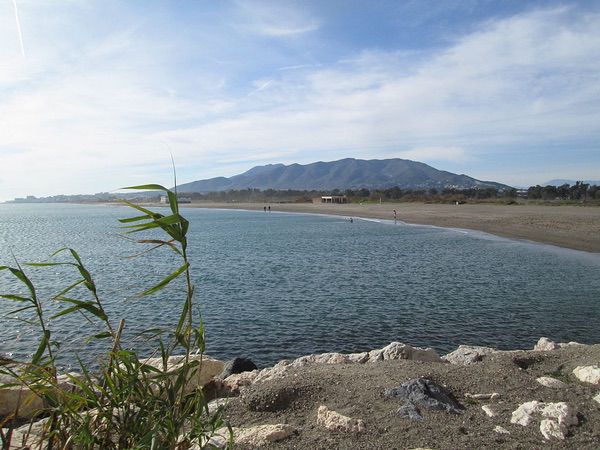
[[177, 158, 510, 192], [543, 179, 600, 186]]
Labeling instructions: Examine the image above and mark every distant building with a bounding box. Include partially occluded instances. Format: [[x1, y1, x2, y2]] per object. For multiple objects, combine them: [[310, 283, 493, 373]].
[[159, 195, 191, 204], [317, 195, 348, 204]]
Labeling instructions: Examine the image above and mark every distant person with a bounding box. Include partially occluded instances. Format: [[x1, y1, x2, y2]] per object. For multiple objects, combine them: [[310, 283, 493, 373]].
[[350, 217, 353, 223], [268, 205, 271, 212], [393, 209, 397, 219], [264, 206, 267, 212]]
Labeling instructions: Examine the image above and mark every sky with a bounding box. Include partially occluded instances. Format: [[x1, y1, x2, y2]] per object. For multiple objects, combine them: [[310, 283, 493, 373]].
[[1, 0, 600, 200]]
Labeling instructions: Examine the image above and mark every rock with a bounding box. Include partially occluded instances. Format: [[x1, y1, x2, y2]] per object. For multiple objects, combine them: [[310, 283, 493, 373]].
[[294, 352, 350, 365], [397, 403, 423, 421], [541, 402, 578, 427], [384, 378, 463, 416], [140, 355, 224, 394], [494, 425, 510, 435], [234, 424, 296, 446], [221, 370, 258, 395], [511, 401, 577, 440], [317, 405, 366, 433], [0, 372, 80, 419], [534, 337, 559, 351], [5, 417, 49, 448], [558, 341, 584, 348], [511, 400, 542, 426], [442, 345, 497, 365], [465, 392, 501, 400], [219, 357, 258, 379], [368, 342, 441, 363], [536, 376, 567, 388], [481, 405, 498, 418], [572, 365, 600, 384], [347, 352, 370, 363], [540, 419, 567, 440], [207, 398, 228, 415], [594, 392, 600, 405]]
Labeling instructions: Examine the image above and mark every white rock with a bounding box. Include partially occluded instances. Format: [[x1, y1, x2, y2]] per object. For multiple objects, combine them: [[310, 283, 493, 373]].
[[441, 345, 498, 365], [558, 341, 583, 347], [207, 398, 229, 415], [234, 424, 296, 447], [140, 354, 224, 394], [481, 405, 498, 418], [0, 372, 80, 419], [494, 425, 510, 435], [536, 376, 567, 388], [573, 365, 600, 385], [511, 401, 543, 426], [593, 392, 600, 405], [347, 352, 370, 363], [534, 337, 559, 351], [465, 392, 501, 400], [221, 370, 258, 395], [541, 402, 578, 427], [368, 342, 441, 363], [540, 419, 567, 440], [317, 405, 366, 433]]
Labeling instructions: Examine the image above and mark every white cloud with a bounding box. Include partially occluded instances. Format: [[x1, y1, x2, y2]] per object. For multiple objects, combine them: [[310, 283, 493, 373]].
[[1, 5, 599, 200]]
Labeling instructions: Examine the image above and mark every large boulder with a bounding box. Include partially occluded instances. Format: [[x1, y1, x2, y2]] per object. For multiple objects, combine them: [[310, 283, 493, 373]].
[[442, 345, 498, 365], [0, 373, 79, 419], [572, 365, 600, 385], [534, 337, 559, 351], [219, 357, 258, 379], [366, 342, 441, 363], [140, 355, 224, 394]]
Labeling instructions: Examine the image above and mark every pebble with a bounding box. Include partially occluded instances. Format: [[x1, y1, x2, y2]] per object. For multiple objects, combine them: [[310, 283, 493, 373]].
[[536, 376, 567, 388], [481, 405, 498, 418], [494, 425, 510, 435]]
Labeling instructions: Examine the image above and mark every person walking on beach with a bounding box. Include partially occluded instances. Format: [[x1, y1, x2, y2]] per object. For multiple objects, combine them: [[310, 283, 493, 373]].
[[393, 209, 397, 220], [264, 206, 267, 212], [268, 205, 271, 212]]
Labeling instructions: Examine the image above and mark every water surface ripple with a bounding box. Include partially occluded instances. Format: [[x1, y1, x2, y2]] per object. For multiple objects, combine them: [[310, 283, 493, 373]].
[[1, 204, 599, 367]]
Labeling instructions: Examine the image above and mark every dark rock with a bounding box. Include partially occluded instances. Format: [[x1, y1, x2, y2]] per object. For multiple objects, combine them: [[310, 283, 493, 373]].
[[384, 378, 463, 419], [397, 403, 423, 421], [220, 357, 258, 379]]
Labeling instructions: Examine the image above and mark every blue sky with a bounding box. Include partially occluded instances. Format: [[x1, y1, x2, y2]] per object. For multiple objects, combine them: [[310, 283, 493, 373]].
[[1, 0, 599, 199]]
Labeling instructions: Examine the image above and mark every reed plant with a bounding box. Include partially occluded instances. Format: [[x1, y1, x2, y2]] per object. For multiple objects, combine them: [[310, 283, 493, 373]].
[[0, 184, 231, 449]]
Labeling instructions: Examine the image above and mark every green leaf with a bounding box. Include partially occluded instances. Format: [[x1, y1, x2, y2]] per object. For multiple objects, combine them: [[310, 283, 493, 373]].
[[32, 330, 50, 365], [122, 184, 169, 191], [140, 262, 189, 297], [0, 294, 31, 302], [118, 214, 151, 223], [51, 297, 108, 321], [53, 279, 86, 298]]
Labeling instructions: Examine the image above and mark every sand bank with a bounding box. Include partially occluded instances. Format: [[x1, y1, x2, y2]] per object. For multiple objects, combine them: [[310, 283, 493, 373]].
[[184, 202, 600, 253]]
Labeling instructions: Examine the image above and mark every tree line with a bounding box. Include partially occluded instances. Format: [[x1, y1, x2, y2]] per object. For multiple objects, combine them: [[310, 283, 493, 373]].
[[526, 182, 600, 200]]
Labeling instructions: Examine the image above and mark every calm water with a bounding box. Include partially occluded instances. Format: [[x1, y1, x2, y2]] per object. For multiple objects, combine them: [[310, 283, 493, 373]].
[[1, 203, 599, 368]]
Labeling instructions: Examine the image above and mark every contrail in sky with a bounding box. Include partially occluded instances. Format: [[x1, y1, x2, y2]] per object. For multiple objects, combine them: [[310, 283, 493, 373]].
[[11, 0, 26, 58]]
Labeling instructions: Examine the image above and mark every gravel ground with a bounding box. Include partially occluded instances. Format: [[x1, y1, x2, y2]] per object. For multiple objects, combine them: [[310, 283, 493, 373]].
[[222, 344, 600, 449]]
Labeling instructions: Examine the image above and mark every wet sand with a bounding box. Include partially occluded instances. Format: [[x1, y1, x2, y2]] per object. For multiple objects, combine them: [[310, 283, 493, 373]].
[[184, 202, 600, 253]]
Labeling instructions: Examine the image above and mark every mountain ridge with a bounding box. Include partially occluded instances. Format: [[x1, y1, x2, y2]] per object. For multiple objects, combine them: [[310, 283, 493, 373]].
[[177, 158, 510, 192]]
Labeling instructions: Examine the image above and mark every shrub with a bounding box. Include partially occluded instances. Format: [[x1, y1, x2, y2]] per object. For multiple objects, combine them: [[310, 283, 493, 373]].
[[0, 184, 231, 449]]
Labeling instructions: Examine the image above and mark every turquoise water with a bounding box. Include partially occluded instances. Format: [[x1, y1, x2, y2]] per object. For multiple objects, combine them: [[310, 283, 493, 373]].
[[1, 203, 599, 368]]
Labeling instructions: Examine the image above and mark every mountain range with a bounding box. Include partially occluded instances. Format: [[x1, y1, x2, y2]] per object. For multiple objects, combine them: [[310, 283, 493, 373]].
[[176, 158, 509, 193]]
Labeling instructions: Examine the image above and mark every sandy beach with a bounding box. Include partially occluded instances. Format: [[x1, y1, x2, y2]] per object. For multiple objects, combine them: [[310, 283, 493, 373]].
[[184, 202, 600, 253]]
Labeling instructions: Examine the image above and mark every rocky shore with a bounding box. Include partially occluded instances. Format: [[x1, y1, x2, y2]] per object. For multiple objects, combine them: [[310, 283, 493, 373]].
[[207, 338, 600, 449], [3, 338, 599, 449]]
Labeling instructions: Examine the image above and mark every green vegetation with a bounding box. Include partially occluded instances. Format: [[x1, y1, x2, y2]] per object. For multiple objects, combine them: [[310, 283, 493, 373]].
[[0, 185, 230, 449]]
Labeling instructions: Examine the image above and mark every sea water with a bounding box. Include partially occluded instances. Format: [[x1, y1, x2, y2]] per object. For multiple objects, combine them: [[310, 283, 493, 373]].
[[1, 203, 599, 367]]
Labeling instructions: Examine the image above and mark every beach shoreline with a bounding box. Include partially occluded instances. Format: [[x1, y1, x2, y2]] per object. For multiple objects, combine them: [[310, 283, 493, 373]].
[[181, 202, 600, 253]]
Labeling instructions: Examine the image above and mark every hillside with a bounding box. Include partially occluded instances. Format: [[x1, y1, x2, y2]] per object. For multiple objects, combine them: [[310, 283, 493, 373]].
[[177, 158, 510, 193]]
